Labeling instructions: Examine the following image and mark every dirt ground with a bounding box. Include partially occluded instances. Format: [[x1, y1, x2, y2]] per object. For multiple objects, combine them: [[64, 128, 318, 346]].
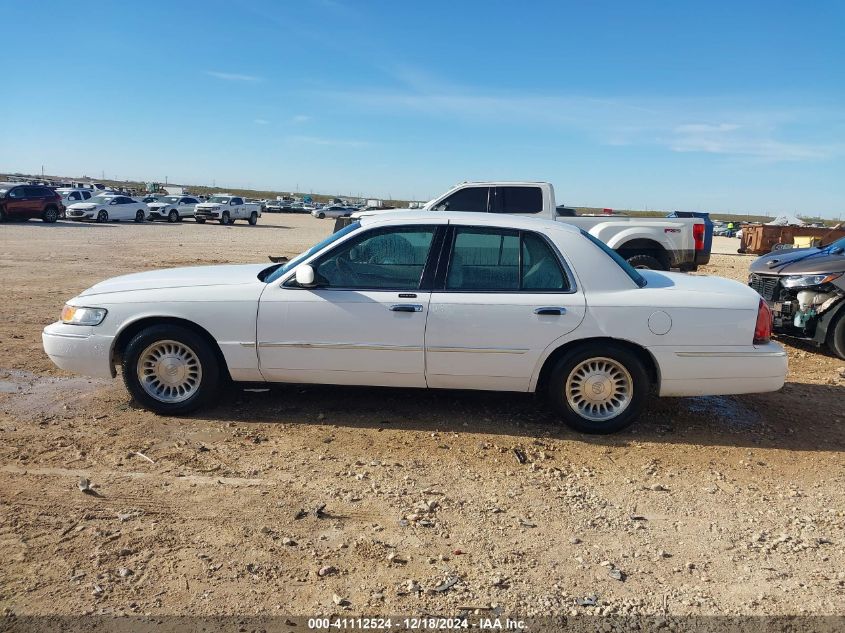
[[1, 214, 844, 620]]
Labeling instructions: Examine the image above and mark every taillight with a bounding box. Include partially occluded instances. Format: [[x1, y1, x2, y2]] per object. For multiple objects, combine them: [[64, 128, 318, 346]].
[[753, 298, 772, 344], [693, 223, 705, 251]]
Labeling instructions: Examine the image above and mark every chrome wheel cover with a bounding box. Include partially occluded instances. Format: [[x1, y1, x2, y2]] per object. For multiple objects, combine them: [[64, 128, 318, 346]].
[[137, 340, 202, 403], [565, 357, 632, 422]]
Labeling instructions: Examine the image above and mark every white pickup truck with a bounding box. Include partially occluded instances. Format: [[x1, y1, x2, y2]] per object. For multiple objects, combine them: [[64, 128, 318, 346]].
[[194, 195, 262, 225], [349, 182, 710, 271]]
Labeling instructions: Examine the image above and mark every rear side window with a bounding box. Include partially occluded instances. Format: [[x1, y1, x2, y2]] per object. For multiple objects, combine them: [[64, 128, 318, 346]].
[[433, 187, 489, 213], [444, 227, 569, 291], [580, 230, 647, 287], [495, 186, 543, 214]]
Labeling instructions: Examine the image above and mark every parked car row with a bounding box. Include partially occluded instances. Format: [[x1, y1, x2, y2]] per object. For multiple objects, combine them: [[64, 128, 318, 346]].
[[0, 184, 263, 226]]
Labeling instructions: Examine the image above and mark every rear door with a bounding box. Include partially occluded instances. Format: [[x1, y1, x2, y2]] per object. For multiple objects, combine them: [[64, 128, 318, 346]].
[[425, 225, 586, 391]]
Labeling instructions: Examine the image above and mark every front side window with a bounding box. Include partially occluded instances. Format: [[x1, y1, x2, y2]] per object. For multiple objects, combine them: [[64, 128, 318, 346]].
[[314, 227, 436, 290], [495, 186, 543, 214], [445, 227, 569, 291], [433, 187, 489, 213]]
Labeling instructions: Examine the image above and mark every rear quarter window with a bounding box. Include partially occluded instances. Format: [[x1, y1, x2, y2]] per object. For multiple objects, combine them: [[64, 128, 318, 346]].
[[580, 230, 647, 287], [496, 186, 543, 214]]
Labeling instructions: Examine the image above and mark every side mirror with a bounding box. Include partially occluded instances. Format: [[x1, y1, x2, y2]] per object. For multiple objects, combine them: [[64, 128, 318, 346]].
[[295, 264, 316, 287]]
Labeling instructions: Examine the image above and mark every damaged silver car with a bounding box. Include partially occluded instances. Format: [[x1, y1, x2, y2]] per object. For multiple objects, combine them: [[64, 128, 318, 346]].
[[749, 237, 845, 359]]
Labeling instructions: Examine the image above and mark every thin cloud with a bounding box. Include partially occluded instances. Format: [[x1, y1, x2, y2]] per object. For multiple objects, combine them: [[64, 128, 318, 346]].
[[316, 85, 844, 162], [287, 135, 371, 148], [291, 114, 312, 123], [204, 70, 262, 82], [254, 118, 269, 125]]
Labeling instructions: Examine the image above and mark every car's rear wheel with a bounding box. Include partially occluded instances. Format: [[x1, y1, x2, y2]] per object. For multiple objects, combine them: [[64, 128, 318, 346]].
[[97, 210, 108, 223], [168, 209, 179, 223], [135, 209, 145, 222], [0, 207, 6, 222], [828, 313, 845, 360], [547, 343, 649, 434], [625, 254, 664, 270], [219, 211, 230, 225], [42, 206, 59, 223], [248, 211, 258, 225], [122, 325, 221, 415]]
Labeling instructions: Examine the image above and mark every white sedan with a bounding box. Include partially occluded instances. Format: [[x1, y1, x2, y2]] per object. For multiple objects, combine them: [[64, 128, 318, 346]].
[[42, 212, 786, 433], [312, 205, 353, 219], [66, 194, 148, 223]]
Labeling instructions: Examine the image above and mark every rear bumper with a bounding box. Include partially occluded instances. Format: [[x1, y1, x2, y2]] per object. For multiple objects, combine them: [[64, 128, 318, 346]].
[[652, 342, 787, 397], [42, 322, 115, 379]]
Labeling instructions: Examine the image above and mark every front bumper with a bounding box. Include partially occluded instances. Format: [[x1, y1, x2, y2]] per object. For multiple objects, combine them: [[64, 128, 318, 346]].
[[42, 322, 115, 379], [195, 209, 221, 219], [67, 209, 95, 220]]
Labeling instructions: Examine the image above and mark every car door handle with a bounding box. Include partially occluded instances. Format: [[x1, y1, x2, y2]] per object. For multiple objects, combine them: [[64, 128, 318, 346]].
[[390, 304, 423, 312], [534, 307, 567, 315]]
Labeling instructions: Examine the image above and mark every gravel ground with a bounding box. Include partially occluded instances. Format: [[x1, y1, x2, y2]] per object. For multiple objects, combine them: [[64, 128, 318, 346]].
[[1, 213, 844, 619]]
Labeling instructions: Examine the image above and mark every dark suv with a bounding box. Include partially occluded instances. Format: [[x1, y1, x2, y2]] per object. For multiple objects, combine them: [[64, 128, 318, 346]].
[[0, 183, 64, 223]]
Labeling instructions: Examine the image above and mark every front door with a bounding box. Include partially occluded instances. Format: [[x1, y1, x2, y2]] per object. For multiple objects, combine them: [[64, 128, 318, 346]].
[[256, 223, 445, 387], [425, 225, 586, 391], [5, 186, 33, 218]]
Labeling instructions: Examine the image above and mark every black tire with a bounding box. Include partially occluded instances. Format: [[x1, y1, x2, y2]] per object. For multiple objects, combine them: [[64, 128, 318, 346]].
[[196, 217, 206, 224], [42, 206, 59, 223], [219, 211, 230, 225], [122, 324, 222, 415], [546, 343, 649, 434], [168, 209, 179, 223], [317, 212, 325, 219], [625, 254, 664, 270], [135, 210, 145, 223], [828, 313, 845, 360], [96, 209, 108, 223], [0, 207, 6, 222], [248, 211, 258, 225]]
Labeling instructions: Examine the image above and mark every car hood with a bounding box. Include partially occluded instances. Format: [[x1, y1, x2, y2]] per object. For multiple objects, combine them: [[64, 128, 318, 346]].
[[749, 248, 845, 275], [68, 203, 97, 210], [147, 203, 169, 209], [78, 264, 269, 297]]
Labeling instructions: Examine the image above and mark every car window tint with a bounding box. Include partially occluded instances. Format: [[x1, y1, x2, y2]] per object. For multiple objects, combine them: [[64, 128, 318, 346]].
[[315, 227, 436, 290], [434, 187, 489, 212], [8, 187, 24, 198], [521, 232, 567, 290], [497, 186, 543, 214], [446, 228, 520, 290]]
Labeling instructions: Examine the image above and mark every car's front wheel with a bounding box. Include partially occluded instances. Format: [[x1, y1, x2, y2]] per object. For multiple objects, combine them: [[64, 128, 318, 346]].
[[168, 209, 179, 223], [122, 325, 221, 415], [828, 313, 845, 360], [96, 210, 108, 223], [547, 343, 649, 434], [317, 212, 325, 219], [195, 217, 206, 224]]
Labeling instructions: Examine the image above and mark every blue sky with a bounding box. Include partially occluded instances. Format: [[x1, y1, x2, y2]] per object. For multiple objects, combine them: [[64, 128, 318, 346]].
[[2, 0, 844, 216]]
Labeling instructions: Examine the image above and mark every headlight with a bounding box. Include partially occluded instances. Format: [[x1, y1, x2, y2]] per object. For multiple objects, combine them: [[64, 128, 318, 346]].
[[781, 273, 843, 288], [61, 305, 107, 325]]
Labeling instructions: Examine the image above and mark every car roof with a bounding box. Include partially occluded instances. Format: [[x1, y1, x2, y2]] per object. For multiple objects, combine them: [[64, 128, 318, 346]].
[[359, 210, 581, 234]]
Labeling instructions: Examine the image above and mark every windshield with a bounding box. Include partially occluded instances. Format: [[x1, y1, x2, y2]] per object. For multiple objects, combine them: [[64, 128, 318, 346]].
[[264, 221, 361, 283], [580, 230, 647, 287], [826, 237, 845, 251], [209, 196, 230, 204], [87, 195, 113, 205], [158, 196, 179, 203]]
